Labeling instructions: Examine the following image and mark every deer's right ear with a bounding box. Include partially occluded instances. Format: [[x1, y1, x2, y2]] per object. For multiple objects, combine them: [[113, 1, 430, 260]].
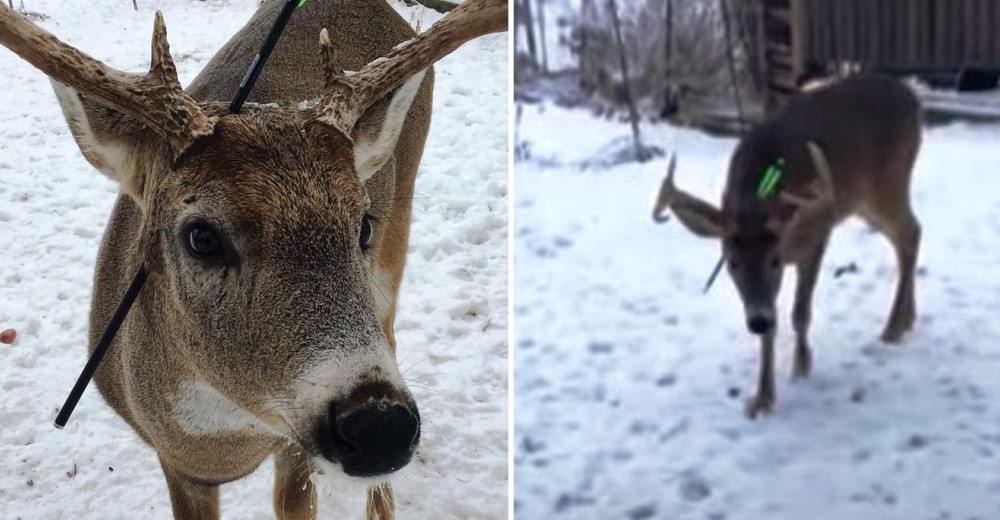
[[51, 80, 168, 208], [670, 202, 724, 238], [652, 156, 724, 238]]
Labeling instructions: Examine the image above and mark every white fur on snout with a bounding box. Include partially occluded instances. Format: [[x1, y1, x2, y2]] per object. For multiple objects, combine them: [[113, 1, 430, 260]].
[[282, 338, 408, 445], [745, 305, 776, 322], [171, 380, 280, 436]]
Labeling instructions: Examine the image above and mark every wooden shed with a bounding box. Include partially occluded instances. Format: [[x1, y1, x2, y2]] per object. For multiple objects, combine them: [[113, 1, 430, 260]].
[[745, 0, 1000, 110]]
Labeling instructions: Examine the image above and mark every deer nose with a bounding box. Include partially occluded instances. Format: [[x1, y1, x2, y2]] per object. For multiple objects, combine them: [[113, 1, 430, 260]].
[[320, 387, 420, 477], [747, 315, 774, 335]]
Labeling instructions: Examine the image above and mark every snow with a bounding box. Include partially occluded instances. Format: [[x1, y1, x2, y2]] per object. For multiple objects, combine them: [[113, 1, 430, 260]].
[[0, 1, 506, 518], [514, 103, 1000, 519]]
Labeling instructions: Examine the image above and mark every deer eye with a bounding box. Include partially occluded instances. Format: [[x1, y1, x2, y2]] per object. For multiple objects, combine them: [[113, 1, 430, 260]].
[[184, 223, 227, 261], [359, 215, 374, 250]]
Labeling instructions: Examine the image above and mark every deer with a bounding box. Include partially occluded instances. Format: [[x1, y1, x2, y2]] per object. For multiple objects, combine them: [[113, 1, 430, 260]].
[[651, 74, 922, 419], [0, 0, 506, 518]]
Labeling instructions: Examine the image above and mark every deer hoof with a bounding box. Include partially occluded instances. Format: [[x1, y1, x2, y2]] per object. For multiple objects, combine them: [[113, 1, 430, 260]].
[[744, 395, 774, 419], [880, 326, 906, 344], [792, 346, 812, 380]]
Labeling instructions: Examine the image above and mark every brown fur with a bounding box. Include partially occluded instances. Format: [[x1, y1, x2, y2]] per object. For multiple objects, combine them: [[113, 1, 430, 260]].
[[653, 74, 922, 418]]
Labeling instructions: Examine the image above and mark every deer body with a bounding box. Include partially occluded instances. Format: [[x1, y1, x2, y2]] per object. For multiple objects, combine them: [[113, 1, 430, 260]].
[[0, 1, 506, 518], [654, 74, 921, 418]]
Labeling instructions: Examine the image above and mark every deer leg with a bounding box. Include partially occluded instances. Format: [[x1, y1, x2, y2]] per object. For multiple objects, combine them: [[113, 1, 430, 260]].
[[880, 207, 921, 343], [159, 458, 220, 520], [367, 483, 395, 520], [791, 234, 830, 380], [745, 333, 776, 419], [273, 445, 317, 520]]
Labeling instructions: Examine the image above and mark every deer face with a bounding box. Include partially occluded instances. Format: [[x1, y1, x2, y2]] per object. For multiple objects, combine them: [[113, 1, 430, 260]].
[[652, 142, 835, 337], [55, 88, 426, 476], [722, 218, 785, 335], [162, 113, 421, 477]]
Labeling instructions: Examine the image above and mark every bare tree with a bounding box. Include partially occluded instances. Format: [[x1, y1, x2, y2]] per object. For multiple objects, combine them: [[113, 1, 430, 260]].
[[662, 0, 677, 114], [517, 0, 539, 66], [719, 0, 746, 131], [578, 0, 597, 92], [664, 0, 673, 65], [607, 0, 648, 161], [536, 0, 548, 72], [521, 0, 755, 121]]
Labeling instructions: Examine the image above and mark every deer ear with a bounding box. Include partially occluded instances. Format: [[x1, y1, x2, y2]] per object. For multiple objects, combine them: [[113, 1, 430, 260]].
[[51, 80, 169, 208], [671, 202, 724, 238], [653, 155, 724, 238], [351, 70, 428, 182]]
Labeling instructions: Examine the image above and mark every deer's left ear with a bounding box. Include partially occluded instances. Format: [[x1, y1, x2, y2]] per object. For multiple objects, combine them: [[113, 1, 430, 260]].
[[352, 70, 430, 182]]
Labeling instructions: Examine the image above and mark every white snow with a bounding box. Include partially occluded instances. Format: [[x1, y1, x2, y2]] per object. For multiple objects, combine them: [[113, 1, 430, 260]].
[[514, 103, 1000, 519], [0, 1, 507, 518]]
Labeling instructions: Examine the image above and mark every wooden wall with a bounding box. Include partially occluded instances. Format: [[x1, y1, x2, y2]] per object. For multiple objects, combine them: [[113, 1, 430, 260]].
[[800, 0, 1000, 68]]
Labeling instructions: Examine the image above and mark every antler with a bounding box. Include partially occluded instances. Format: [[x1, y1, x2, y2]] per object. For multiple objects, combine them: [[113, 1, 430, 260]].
[[315, 0, 508, 136], [775, 140, 837, 235], [652, 153, 679, 223], [780, 141, 836, 210], [0, 8, 214, 156]]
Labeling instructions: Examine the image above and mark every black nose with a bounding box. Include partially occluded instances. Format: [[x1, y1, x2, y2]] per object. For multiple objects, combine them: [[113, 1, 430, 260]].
[[747, 316, 773, 335], [321, 398, 420, 477]]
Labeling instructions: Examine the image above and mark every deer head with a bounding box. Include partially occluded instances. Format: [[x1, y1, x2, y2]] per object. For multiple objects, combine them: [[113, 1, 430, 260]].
[[0, 0, 506, 479], [652, 141, 836, 336]]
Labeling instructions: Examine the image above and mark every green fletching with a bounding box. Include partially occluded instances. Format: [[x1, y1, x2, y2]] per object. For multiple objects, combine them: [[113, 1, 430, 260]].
[[756, 160, 784, 199], [298, 0, 307, 6]]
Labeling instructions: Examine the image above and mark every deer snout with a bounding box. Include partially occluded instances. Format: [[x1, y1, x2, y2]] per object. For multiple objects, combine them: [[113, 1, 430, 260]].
[[745, 306, 776, 336], [318, 382, 420, 477]]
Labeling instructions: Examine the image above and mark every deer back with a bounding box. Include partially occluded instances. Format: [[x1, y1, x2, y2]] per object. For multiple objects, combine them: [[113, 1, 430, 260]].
[[726, 75, 921, 223]]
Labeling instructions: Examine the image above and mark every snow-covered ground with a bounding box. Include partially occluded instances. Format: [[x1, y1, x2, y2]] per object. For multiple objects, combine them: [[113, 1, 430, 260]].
[[0, 1, 506, 518], [514, 103, 1000, 519]]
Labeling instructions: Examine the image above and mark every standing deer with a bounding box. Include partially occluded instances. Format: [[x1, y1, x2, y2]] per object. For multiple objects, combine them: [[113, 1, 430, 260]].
[[652, 74, 921, 418], [0, 0, 506, 518]]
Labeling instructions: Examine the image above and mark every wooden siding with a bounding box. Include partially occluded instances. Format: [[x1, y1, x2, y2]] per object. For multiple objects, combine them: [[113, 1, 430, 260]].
[[753, 0, 1000, 111], [801, 0, 1000, 68]]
